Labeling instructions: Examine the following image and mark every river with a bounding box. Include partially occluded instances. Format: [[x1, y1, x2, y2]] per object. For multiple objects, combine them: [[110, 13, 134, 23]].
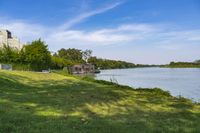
[[95, 67, 200, 102]]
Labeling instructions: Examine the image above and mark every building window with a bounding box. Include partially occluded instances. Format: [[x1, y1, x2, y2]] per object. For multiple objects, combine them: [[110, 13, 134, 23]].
[[7, 31, 12, 39]]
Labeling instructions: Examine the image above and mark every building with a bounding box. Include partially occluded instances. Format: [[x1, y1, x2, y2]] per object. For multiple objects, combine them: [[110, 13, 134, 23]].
[[70, 64, 95, 74], [0, 29, 22, 49], [0, 64, 12, 70]]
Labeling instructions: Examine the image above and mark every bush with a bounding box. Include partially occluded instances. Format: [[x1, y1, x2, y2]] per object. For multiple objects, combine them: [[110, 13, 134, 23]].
[[136, 88, 171, 97], [12, 64, 32, 71]]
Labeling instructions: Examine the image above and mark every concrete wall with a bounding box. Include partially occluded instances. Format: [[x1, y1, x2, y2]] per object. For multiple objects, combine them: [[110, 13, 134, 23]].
[[0, 64, 12, 70]]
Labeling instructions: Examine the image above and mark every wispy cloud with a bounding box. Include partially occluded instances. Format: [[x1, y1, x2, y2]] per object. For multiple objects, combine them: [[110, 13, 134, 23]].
[[0, 22, 46, 42], [1, 19, 200, 50], [1, 19, 200, 64], [48, 23, 155, 48], [59, 1, 122, 30], [1, 0, 200, 64]]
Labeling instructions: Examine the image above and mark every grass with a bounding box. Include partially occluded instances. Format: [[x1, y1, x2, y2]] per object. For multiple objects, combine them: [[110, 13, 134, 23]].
[[0, 70, 200, 133]]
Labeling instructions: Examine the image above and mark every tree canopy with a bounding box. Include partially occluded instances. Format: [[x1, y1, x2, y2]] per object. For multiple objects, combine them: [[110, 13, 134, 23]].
[[168, 61, 200, 68], [58, 48, 83, 63], [88, 56, 136, 69], [0, 39, 51, 71], [0, 39, 145, 71], [22, 39, 52, 70]]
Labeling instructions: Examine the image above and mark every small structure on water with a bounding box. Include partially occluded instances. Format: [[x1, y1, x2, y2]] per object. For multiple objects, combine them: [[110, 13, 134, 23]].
[[0, 64, 12, 70], [70, 64, 96, 74]]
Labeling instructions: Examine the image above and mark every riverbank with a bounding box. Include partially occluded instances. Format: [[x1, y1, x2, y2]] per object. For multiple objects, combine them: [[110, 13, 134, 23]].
[[162, 61, 200, 68], [161, 65, 200, 68], [0, 70, 200, 133], [96, 68, 200, 102]]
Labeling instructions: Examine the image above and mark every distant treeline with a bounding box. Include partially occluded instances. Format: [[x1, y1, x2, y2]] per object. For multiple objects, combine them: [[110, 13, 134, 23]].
[[53, 48, 137, 70], [0, 39, 139, 71], [88, 57, 159, 69], [88, 57, 135, 69], [2, 39, 198, 71], [165, 61, 200, 68]]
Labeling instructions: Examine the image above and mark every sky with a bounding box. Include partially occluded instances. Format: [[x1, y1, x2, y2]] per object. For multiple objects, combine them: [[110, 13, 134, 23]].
[[0, 0, 200, 64]]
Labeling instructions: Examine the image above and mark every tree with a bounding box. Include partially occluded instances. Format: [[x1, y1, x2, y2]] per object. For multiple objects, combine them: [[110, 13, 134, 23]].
[[22, 39, 51, 71], [195, 60, 200, 64], [82, 49, 92, 63], [88, 56, 135, 69], [58, 48, 83, 63], [169, 61, 175, 66], [51, 56, 74, 69], [0, 44, 19, 63]]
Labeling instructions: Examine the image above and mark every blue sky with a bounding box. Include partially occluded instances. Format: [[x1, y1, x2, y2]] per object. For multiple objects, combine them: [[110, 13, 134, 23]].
[[0, 0, 200, 64]]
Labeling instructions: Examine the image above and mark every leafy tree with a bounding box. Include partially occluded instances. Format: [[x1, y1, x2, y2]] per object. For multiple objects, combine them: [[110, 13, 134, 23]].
[[168, 61, 200, 68], [22, 39, 51, 71], [82, 49, 92, 63], [0, 44, 19, 63], [169, 61, 175, 66], [58, 48, 83, 62], [88, 56, 135, 69], [195, 60, 200, 64], [51, 56, 73, 69]]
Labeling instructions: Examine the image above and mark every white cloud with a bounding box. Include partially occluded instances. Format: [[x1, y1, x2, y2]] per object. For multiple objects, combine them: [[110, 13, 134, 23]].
[[59, 2, 122, 30], [1, 7, 200, 64], [0, 21, 47, 43], [1, 19, 200, 52], [0, 1, 123, 44], [47, 26, 143, 47], [117, 24, 156, 32]]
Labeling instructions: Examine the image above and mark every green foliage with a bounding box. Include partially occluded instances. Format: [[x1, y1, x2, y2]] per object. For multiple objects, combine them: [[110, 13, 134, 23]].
[[136, 88, 171, 97], [22, 39, 52, 71], [82, 49, 92, 63], [195, 60, 200, 64], [0, 44, 20, 63], [55, 48, 137, 70], [88, 56, 136, 69], [12, 64, 32, 71], [51, 56, 73, 69], [0, 39, 52, 71], [168, 61, 200, 68], [58, 48, 84, 63], [0, 43, 137, 71]]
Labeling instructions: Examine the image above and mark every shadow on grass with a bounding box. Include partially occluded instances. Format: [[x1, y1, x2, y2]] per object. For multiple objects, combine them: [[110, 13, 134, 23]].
[[0, 71, 200, 133]]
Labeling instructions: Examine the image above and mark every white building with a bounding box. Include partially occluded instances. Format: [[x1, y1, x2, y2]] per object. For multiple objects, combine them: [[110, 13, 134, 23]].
[[0, 29, 22, 49]]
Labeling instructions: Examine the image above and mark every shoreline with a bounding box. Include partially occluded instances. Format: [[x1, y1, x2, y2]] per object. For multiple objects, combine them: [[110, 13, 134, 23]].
[[94, 68, 200, 103], [82, 76, 200, 104]]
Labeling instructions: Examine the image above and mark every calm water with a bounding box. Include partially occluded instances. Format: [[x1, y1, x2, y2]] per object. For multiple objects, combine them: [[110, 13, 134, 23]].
[[95, 68, 200, 102]]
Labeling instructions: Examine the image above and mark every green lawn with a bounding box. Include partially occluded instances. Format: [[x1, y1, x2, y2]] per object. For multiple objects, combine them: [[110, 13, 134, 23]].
[[0, 70, 200, 133]]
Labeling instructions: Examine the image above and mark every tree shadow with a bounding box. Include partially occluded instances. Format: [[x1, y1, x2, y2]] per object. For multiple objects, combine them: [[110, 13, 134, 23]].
[[0, 71, 200, 133]]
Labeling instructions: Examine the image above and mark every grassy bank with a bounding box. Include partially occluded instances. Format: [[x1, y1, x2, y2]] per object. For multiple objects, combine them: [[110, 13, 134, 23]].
[[0, 70, 200, 133], [162, 66, 200, 68], [162, 62, 200, 68]]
